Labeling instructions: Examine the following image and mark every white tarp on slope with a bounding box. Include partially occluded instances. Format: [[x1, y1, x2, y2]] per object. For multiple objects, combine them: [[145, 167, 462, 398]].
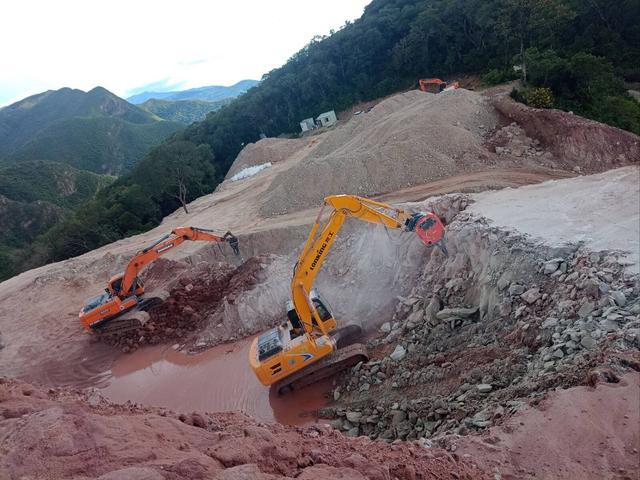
[[230, 162, 272, 181]]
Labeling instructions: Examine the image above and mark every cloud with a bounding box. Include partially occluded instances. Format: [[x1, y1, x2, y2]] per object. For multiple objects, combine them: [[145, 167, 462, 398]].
[[181, 58, 208, 66], [125, 78, 186, 96], [0, 0, 370, 105]]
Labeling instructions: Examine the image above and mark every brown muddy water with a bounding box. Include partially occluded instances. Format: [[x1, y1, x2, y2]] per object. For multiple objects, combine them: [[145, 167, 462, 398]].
[[100, 337, 332, 425]]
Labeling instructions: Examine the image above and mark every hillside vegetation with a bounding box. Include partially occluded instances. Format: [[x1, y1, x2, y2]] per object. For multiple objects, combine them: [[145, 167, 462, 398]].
[[0, 87, 181, 279], [138, 98, 231, 124], [0, 161, 113, 209], [0, 161, 114, 279], [5, 0, 639, 281], [0, 86, 182, 175]]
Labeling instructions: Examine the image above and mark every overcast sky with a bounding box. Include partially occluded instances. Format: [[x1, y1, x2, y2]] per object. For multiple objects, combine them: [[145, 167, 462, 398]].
[[0, 0, 370, 106]]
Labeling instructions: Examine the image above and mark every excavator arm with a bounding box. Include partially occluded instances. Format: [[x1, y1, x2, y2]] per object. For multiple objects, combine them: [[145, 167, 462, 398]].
[[117, 227, 238, 297], [291, 195, 445, 336], [250, 194, 446, 390]]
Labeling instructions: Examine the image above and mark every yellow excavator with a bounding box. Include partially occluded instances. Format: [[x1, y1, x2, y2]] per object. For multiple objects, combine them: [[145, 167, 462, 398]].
[[249, 195, 446, 393]]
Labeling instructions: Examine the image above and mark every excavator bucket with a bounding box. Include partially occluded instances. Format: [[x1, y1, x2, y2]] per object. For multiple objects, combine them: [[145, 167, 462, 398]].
[[406, 212, 448, 256]]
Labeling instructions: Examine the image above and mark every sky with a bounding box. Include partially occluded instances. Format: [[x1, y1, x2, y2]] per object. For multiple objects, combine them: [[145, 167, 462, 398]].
[[0, 0, 370, 106]]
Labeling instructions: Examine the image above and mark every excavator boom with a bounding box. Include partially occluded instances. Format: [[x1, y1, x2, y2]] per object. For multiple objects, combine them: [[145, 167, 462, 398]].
[[291, 195, 421, 336], [117, 227, 236, 297], [250, 194, 446, 391], [292, 195, 446, 337]]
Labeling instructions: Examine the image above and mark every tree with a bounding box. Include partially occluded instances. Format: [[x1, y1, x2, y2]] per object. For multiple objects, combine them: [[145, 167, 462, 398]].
[[172, 165, 190, 214], [132, 141, 216, 216], [498, 0, 574, 82]]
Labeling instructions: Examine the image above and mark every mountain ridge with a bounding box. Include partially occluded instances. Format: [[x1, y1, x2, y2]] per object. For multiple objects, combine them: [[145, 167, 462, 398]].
[[0, 86, 182, 175], [127, 79, 258, 104], [138, 98, 231, 124]]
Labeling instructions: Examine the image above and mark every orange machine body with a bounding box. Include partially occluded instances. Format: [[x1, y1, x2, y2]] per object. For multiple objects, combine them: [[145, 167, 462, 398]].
[[419, 78, 459, 94], [79, 227, 237, 332]]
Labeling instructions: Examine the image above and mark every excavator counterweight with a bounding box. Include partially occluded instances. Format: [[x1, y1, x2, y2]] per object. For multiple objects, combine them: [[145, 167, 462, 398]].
[[79, 227, 238, 336], [249, 195, 446, 393]]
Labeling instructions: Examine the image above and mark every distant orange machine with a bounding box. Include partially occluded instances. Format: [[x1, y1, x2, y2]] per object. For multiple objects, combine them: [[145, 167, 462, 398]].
[[419, 78, 459, 94]]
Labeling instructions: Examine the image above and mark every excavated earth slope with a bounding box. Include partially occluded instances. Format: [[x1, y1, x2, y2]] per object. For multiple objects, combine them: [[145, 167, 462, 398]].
[[0, 87, 638, 479], [321, 171, 639, 479]]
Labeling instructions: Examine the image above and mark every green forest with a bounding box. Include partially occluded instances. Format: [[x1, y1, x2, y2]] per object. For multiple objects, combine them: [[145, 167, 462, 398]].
[[4, 0, 639, 281], [138, 98, 231, 124]]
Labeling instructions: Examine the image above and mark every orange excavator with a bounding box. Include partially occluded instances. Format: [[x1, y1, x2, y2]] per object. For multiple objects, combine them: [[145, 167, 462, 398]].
[[79, 226, 239, 335], [419, 78, 459, 94], [249, 195, 446, 393]]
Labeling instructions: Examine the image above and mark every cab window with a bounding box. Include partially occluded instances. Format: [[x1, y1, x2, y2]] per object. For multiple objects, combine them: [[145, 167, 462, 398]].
[[313, 298, 332, 322]]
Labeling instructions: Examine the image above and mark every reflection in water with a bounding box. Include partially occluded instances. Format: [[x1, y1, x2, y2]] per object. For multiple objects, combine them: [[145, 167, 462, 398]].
[[102, 337, 331, 425]]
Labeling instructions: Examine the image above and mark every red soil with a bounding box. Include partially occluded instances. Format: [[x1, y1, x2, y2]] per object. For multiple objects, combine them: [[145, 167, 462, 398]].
[[451, 373, 640, 480], [0, 378, 490, 480]]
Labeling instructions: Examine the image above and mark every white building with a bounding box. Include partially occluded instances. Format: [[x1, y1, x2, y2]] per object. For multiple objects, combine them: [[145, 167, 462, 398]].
[[316, 110, 337, 128], [300, 118, 315, 132]]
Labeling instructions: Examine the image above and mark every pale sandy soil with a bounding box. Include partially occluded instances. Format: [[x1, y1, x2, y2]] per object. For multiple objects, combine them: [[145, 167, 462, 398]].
[[470, 166, 640, 273]]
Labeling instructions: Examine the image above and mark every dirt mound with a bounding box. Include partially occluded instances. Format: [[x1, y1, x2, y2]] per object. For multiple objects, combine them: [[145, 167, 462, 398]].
[[493, 96, 640, 171], [102, 255, 272, 352], [225, 138, 307, 178], [259, 89, 503, 216], [0, 377, 490, 480]]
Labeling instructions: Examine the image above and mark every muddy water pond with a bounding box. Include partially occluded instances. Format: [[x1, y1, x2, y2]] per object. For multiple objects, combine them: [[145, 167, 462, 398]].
[[100, 337, 332, 425]]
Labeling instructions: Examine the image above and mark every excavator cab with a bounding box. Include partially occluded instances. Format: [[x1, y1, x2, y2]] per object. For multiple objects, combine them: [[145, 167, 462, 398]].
[[81, 292, 111, 313], [286, 290, 335, 339], [106, 273, 144, 298]]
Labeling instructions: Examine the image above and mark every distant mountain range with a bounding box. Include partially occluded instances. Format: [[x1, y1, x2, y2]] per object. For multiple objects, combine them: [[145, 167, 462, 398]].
[[0, 86, 183, 277], [0, 86, 182, 175], [126, 79, 259, 104]]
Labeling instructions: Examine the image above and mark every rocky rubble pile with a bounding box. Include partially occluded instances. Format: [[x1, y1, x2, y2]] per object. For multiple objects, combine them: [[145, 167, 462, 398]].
[[102, 255, 272, 352], [324, 215, 639, 443], [487, 122, 554, 164]]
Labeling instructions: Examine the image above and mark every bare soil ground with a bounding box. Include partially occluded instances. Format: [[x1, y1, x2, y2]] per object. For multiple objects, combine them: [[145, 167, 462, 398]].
[[470, 166, 640, 273], [0, 377, 489, 480], [452, 373, 640, 480], [0, 86, 638, 479]]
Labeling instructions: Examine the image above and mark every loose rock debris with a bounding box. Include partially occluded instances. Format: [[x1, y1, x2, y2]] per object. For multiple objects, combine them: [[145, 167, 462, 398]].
[[325, 211, 639, 448]]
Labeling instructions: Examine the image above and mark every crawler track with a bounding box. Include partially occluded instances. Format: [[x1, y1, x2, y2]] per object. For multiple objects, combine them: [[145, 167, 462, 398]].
[[274, 343, 368, 395], [94, 290, 169, 336]]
